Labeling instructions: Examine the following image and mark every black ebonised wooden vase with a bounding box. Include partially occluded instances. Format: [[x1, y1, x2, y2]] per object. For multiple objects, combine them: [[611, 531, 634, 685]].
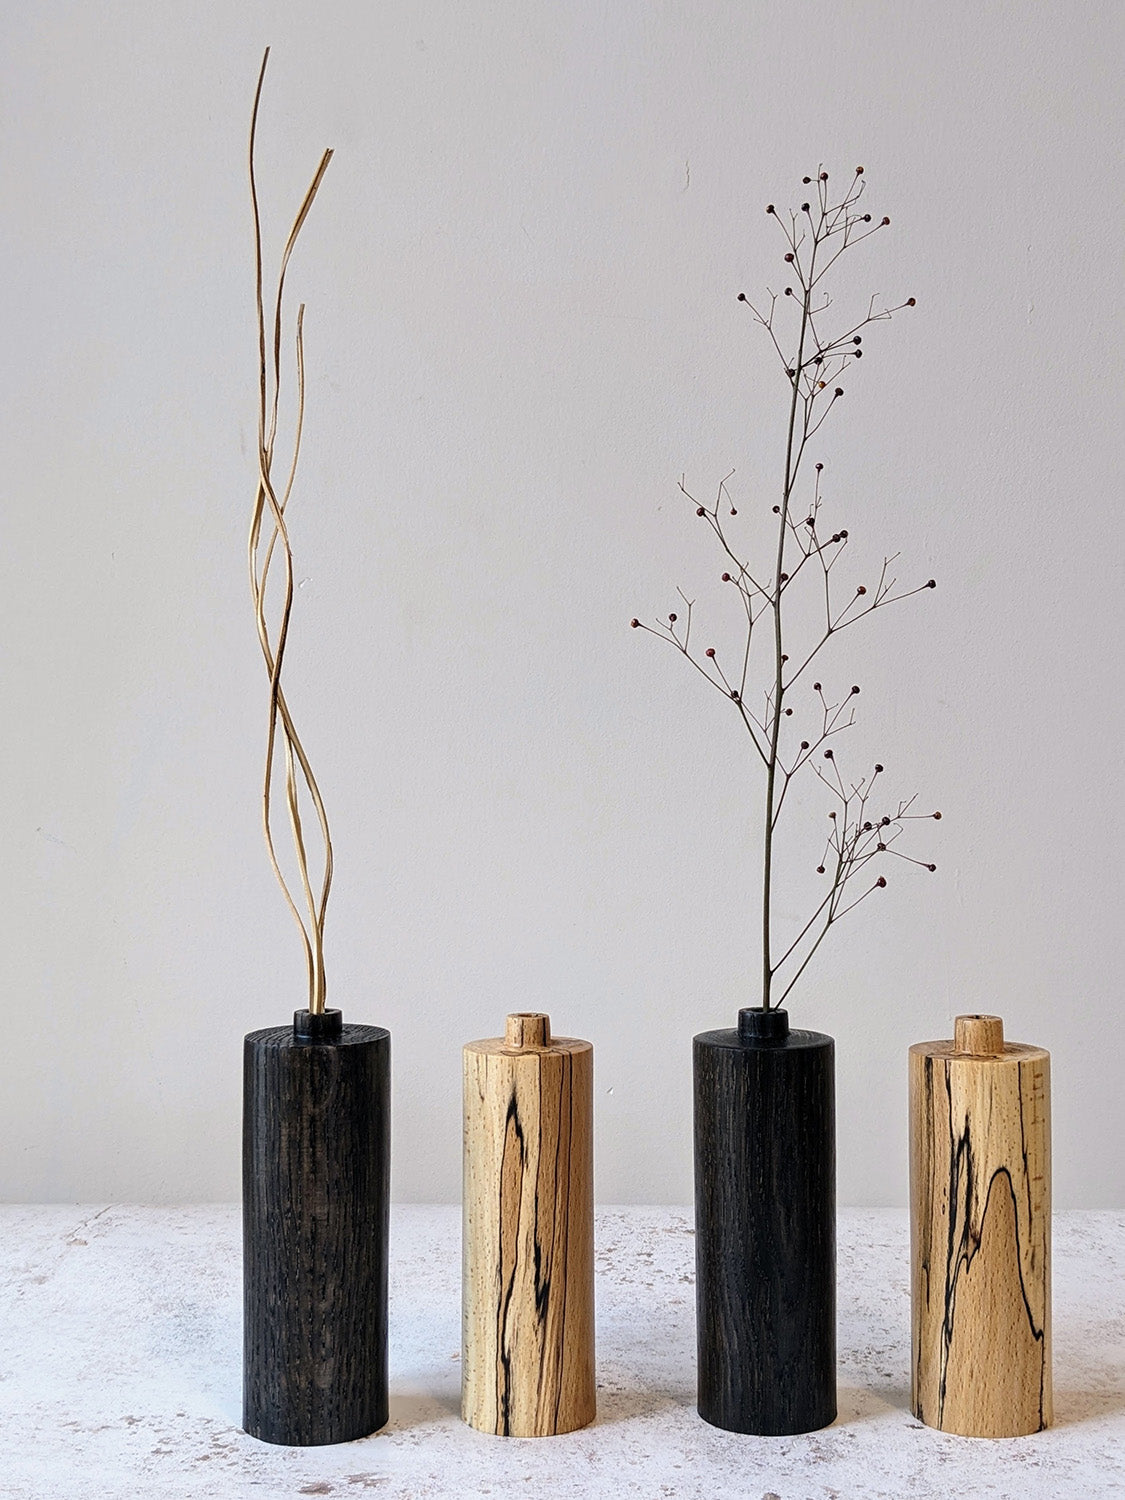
[[694, 1006, 835, 1435], [243, 1007, 390, 1446]]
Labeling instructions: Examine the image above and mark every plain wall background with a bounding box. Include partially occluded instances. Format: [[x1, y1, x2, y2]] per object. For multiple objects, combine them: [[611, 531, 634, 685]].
[[2, 0, 1122, 1207]]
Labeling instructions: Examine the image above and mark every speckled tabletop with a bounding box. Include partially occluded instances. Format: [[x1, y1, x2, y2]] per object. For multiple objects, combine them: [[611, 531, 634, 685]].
[[0, 1205, 1121, 1499]]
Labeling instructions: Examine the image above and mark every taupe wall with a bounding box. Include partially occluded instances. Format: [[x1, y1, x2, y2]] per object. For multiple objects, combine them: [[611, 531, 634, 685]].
[[3, 0, 1121, 1205]]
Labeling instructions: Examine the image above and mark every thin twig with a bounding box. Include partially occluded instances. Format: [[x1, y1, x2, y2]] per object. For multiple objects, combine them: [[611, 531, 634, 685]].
[[634, 168, 937, 1010]]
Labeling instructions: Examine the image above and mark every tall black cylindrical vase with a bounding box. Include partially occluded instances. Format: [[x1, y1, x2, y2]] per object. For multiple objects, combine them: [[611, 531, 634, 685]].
[[694, 1006, 835, 1435], [243, 1008, 390, 1446]]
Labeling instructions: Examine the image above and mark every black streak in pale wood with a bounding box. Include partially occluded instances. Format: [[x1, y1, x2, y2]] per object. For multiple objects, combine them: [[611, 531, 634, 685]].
[[495, 1053, 574, 1435], [694, 1009, 836, 1436], [243, 1011, 390, 1446]]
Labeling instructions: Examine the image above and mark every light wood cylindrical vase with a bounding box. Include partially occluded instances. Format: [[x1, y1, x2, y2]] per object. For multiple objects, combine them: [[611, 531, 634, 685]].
[[462, 1012, 595, 1437], [909, 1013, 1051, 1437]]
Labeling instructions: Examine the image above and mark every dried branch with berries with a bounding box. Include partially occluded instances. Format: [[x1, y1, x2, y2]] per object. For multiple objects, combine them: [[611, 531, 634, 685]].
[[633, 167, 940, 1011]]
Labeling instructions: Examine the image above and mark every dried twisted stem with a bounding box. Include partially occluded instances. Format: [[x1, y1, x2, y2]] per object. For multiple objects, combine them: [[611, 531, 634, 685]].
[[248, 48, 335, 1014]]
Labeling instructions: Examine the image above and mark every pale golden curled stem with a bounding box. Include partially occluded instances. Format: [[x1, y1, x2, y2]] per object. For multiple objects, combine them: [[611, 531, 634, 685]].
[[247, 47, 335, 1014]]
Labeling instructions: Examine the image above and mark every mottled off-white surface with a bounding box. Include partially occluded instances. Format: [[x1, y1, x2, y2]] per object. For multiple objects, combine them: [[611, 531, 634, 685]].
[[0, 1207, 1121, 1499]]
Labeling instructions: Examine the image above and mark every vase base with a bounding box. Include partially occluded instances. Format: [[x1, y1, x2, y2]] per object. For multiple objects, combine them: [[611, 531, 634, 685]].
[[697, 1401, 837, 1437], [244, 1406, 389, 1447]]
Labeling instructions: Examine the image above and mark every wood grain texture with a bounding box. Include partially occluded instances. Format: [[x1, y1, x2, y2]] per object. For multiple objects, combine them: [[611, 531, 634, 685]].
[[462, 1013, 595, 1437], [694, 1009, 836, 1436], [910, 1015, 1051, 1437], [243, 1011, 390, 1446]]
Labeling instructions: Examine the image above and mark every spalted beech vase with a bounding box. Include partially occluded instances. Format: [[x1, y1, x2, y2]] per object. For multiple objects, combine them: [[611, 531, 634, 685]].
[[462, 1012, 595, 1437], [910, 1014, 1051, 1437], [694, 1007, 836, 1435], [243, 1008, 390, 1446]]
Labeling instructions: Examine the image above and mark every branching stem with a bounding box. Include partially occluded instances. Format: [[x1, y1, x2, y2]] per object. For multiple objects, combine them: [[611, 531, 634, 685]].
[[634, 168, 938, 1011]]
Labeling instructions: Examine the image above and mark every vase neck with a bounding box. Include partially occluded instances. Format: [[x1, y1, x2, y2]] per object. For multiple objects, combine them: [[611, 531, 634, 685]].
[[738, 1007, 790, 1045], [294, 1008, 343, 1040]]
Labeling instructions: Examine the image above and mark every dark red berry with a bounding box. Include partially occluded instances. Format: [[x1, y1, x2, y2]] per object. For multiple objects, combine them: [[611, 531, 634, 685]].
[[668, 612, 677, 623], [874, 763, 883, 773], [705, 647, 715, 658], [856, 585, 867, 595], [876, 876, 887, 887], [817, 865, 826, 874], [630, 618, 640, 628], [721, 572, 731, 582], [696, 506, 705, 516]]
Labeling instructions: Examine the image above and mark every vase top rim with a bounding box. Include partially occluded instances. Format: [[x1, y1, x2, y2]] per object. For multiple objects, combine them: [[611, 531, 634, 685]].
[[694, 1024, 833, 1053], [244, 1021, 390, 1048]]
